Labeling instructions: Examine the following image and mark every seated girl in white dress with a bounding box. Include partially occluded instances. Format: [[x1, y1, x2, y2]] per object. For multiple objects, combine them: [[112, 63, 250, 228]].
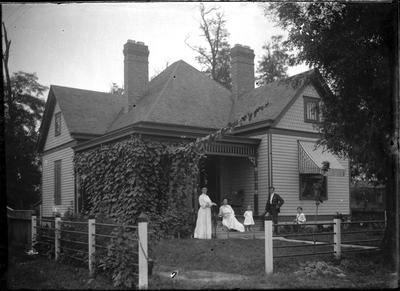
[[218, 198, 245, 232]]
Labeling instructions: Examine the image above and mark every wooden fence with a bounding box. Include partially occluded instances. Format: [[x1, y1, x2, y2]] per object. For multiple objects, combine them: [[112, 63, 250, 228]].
[[7, 208, 35, 248], [32, 214, 149, 289], [264, 217, 385, 274]]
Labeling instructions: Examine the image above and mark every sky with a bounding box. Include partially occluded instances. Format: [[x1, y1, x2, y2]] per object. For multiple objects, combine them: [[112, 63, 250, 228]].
[[2, 2, 309, 99]]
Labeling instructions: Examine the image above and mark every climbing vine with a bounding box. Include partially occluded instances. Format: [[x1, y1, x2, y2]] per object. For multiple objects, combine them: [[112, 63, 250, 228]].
[[74, 101, 271, 238], [74, 135, 202, 238]]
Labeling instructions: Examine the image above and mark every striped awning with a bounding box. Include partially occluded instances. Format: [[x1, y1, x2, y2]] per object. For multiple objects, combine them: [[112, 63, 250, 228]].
[[298, 141, 346, 176]]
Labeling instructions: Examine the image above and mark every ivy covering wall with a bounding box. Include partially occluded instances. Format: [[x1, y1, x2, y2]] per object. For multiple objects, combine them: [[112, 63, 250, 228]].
[[74, 135, 203, 238]]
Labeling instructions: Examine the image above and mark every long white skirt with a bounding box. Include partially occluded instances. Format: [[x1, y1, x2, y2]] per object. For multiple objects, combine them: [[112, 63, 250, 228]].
[[222, 215, 245, 232], [194, 207, 212, 239]]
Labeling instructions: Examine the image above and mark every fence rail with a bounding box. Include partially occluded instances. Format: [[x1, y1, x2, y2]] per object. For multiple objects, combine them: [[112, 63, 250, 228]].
[[32, 215, 149, 289], [276, 231, 335, 238], [342, 229, 384, 234], [342, 248, 380, 253], [274, 251, 335, 258], [59, 238, 88, 246], [341, 220, 385, 224], [341, 239, 381, 244], [60, 220, 88, 225], [263, 217, 385, 274], [94, 222, 138, 229], [274, 242, 335, 249]]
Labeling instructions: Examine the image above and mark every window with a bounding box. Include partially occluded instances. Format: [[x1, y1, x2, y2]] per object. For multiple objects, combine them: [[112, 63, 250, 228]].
[[299, 173, 327, 201], [55, 112, 61, 136], [54, 160, 62, 205], [304, 97, 320, 123]]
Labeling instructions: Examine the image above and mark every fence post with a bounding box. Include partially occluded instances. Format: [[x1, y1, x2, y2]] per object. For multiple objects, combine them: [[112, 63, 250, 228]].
[[55, 216, 61, 261], [138, 213, 148, 290], [265, 215, 273, 275], [88, 217, 96, 276], [31, 215, 37, 250], [333, 218, 341, 259], [384, 210, 387, 229]]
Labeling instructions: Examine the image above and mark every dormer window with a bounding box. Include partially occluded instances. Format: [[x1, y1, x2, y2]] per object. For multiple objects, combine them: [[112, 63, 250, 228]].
[[55, 112, 61, 136], [304, 96, 320, 123]]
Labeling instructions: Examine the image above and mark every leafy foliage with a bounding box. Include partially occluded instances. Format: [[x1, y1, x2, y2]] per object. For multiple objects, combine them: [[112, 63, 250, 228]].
[[109, 82, 124, 96], [256, 35, 295, 86], [186, 3, 232, 89], [97, 227, 139, 288], [2, 23, 47, 209], [266, 2, 397, 266], [74, 135, 202, 238], [266, 2, 395, 183]]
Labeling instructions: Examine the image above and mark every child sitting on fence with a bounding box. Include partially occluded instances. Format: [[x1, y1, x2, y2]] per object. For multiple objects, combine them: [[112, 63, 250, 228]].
[[243, 205, 255, 232], [293, 207, 306, 232]]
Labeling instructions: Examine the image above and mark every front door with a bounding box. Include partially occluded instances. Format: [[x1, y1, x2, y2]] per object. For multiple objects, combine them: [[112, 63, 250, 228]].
[[199, 156, 220, 205]]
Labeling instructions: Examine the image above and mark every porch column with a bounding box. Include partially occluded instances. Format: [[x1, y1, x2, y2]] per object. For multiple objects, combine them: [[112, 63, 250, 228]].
[[249, 156, 259, 215]]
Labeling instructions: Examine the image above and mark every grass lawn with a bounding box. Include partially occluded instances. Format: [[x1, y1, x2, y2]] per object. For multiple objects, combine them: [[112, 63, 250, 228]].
[[151, 238, 397, 289], [6, 238, 397, 289], [6, 247, 119, 290]]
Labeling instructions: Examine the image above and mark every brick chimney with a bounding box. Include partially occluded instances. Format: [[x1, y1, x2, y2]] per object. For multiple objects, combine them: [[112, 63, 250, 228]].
[[231, 44, 255, 99], [123, 40, 149, 107]]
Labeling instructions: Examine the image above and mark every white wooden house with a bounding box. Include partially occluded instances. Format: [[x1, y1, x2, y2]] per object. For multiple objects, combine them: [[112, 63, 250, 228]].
[[37, 40, 350, 221]]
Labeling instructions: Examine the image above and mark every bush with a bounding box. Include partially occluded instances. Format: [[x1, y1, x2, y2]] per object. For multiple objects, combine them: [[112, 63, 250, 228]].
[[97, 227, 144, 288]]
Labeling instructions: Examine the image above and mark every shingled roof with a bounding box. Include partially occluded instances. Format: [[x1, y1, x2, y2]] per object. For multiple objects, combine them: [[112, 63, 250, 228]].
[[51, 85, 127, 135], [37, 86, 127, 151], [229, 69, 317, 126], [107, 60, 233, 132], [38, 61, 325, 153]]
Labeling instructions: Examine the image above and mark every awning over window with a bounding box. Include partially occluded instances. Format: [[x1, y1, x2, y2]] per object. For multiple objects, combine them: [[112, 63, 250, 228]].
[[298, 141, 346, 177]]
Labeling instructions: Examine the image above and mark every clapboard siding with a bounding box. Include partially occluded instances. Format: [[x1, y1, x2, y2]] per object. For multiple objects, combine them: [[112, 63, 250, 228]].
[[277, 85, 320, 132], [44, 102, 73, 151], [219, 157, 254, 213], [271, 133, 350, 218], [230, 158, 254, 212], [42, 147, 75, 217]]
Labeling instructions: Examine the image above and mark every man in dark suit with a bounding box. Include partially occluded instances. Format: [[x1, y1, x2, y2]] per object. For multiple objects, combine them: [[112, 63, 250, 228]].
[[264, 186, 285, 234]]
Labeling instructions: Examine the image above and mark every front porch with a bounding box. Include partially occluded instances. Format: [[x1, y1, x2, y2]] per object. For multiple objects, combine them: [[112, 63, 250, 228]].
[[193, 135, 261, 217]]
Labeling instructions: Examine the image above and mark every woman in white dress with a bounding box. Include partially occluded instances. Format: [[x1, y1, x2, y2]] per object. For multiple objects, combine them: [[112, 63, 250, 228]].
[[218, 198, 245, 232], [194, 187, 217, 239]]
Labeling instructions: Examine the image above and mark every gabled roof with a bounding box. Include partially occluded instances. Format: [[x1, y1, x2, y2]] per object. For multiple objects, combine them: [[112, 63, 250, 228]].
[[37, 86, 126, 152], [107, 60, 233, 132], [38, 61, 330, 153], [229, 69, 319, 126]]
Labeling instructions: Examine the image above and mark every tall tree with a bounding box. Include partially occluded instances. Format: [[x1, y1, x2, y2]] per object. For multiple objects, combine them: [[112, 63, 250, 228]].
[[186, 3, 231, 89], [266, 2, 397, 267], [2, 23, 47, 209], [256, 35, 294, 86], [109, 82, 124, 95]]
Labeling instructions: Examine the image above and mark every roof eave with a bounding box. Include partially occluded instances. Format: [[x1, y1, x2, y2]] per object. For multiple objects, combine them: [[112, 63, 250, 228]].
[[36, 87, 57, 153], [73, 121, 261, 152], [231, 119, 274, 134]]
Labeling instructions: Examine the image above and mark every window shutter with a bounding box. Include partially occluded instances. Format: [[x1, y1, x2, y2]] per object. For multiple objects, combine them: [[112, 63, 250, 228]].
[[54, 160, 62, 205]]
